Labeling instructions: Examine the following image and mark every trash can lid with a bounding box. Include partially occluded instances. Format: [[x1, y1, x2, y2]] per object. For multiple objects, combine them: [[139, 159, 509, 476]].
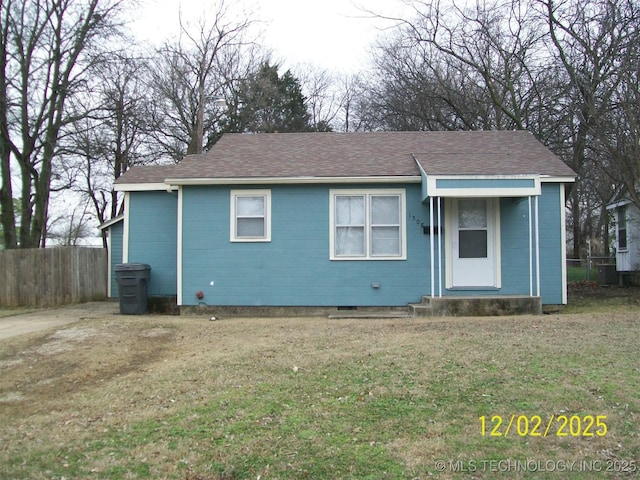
[[115, 263, 151, 271]]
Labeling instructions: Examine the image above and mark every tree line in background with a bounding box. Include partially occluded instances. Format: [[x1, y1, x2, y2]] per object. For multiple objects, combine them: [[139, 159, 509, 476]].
[[1, 0, 638, 255]]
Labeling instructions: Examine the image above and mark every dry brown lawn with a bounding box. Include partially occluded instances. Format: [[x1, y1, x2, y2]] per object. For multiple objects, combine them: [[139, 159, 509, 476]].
[[1, 288, 639, 479]]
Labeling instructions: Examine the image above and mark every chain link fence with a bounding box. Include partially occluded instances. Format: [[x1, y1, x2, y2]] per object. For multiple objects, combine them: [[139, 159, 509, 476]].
[[566, 256, 616, 284]]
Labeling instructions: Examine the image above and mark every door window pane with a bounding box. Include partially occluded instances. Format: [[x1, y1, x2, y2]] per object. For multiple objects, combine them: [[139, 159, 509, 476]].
[[459, 230, 488, 258], [459, 199, 487, 228]]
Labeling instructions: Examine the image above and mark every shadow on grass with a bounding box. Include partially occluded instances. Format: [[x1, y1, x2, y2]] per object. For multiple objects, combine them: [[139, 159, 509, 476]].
[[565, 281, 640, 313]]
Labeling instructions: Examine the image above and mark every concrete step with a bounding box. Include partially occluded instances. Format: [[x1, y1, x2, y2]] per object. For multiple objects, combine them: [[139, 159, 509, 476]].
[[411, 295, 542, 316], [407, 303, 432, 317]]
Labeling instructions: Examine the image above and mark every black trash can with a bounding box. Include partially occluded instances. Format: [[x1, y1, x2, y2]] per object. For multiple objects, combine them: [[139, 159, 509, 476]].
[[115, 263, 151, 314]]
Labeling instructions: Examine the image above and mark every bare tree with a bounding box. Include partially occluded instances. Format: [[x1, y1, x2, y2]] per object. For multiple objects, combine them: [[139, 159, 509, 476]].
[[335, 74, 365, 132], [536, 0, 640, 255], [149, 1, 257, 160], [46, 202, 93, 246], [296, 65, 342, 131], [364, 0, 639, 256], [0, 0, 125, 249], [367, 0, 547, 131], [600, 61, 640, 207], [61, 53, 158, 247]]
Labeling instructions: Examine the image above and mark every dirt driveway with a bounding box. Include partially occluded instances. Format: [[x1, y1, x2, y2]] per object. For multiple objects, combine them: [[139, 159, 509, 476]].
[[0, 301, 120, 340]]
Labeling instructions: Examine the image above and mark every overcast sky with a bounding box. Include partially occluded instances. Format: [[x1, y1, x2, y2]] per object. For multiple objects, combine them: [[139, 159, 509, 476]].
[[133, 0, 414, 73]]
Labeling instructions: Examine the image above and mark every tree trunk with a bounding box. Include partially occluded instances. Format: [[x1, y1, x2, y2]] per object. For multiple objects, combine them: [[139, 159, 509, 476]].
[[0, 145, 17, 249]]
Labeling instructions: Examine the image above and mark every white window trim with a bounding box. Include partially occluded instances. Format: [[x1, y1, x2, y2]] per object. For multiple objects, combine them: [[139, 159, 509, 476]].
[[617, 205, 628, 252], [329, 188, 407, 261], [230, 189, 271, 242]]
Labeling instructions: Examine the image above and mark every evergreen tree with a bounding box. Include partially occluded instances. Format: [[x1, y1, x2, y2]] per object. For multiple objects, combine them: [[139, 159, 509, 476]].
[[231, 62, 312, 133]]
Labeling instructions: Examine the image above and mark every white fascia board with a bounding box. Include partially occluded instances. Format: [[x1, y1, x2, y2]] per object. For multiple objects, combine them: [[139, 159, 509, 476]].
[[164, 176, 422, 186], [114, 183, 178, 192], [539, 175, 577, 183], [606, 198, 633, 210], [98, 214, 124, 231], [413, 156, 428, 178], [426, 174, 542, 198]]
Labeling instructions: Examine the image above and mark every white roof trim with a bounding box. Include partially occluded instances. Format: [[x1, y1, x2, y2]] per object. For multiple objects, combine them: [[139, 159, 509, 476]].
[[539, 175, 576, 183], [114, 183, 179, 192], [98, 214, 124, 230], [163, 176, 423, 186], [115, 174, 574, 190], [606, 198, 633, 210]]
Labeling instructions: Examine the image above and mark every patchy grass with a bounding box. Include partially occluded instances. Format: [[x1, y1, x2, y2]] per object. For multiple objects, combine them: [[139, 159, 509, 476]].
[[0, 307, 39, 318], [0, 302, 639, 479], [565, 283, 640, 314]]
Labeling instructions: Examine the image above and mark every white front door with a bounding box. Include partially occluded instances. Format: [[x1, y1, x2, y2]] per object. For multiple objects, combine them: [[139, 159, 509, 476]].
[[449, 198, 499, 288]]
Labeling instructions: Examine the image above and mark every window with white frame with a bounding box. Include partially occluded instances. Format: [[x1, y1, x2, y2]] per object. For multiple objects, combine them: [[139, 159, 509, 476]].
[[230, 190, 271, 242], [330, 189, 406, 260], [617, 205, 628, 251]]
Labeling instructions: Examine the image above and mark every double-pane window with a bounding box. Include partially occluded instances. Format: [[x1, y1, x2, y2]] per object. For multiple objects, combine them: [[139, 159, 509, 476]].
[[332, 190, 405, 260], [230, 190, 271, 242]]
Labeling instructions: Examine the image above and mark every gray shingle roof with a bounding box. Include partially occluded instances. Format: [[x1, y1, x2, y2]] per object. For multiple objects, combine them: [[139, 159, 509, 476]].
[[115, 131, 575, 184], [115, 164, 178, 184]]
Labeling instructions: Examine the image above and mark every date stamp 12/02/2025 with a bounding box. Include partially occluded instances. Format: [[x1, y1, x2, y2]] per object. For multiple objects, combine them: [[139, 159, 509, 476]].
[[479, 414, 607, 437]]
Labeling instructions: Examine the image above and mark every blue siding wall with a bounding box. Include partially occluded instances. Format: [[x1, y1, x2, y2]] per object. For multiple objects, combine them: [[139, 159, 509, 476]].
[[500, 197, 535, 296], [436, 178, 536, 189], [128, 191, 178, 296], [538, 183, 564, 304], [175, 182, 565, 306], [181, 184, 431, 306], [109, 221, 123, 298]]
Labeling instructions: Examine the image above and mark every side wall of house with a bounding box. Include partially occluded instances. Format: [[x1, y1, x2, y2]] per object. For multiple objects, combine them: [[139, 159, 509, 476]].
[[181, 183, 431, 307], [109, 221, 123, 298], [625, 204, 640, 271], [613, 203, 640, 272], [127, 191, 178, 296], [538, 183, 565, 304]]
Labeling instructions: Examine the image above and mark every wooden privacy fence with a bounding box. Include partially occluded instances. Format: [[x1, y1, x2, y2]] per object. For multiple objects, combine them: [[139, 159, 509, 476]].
[[0, 247, 108, 307]]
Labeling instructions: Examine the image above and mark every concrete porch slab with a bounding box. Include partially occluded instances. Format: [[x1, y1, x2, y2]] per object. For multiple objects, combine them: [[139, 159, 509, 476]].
[[409, 295, 542, 317]]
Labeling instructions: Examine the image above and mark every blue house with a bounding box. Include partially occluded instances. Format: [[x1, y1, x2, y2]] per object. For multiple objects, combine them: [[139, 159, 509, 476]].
[[104, 131, 575, 315]]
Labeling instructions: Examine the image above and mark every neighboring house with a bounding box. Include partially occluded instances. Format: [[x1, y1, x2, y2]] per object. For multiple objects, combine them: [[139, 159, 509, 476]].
[[103, 131, 576, 315], [606, 193, 640, 275]]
